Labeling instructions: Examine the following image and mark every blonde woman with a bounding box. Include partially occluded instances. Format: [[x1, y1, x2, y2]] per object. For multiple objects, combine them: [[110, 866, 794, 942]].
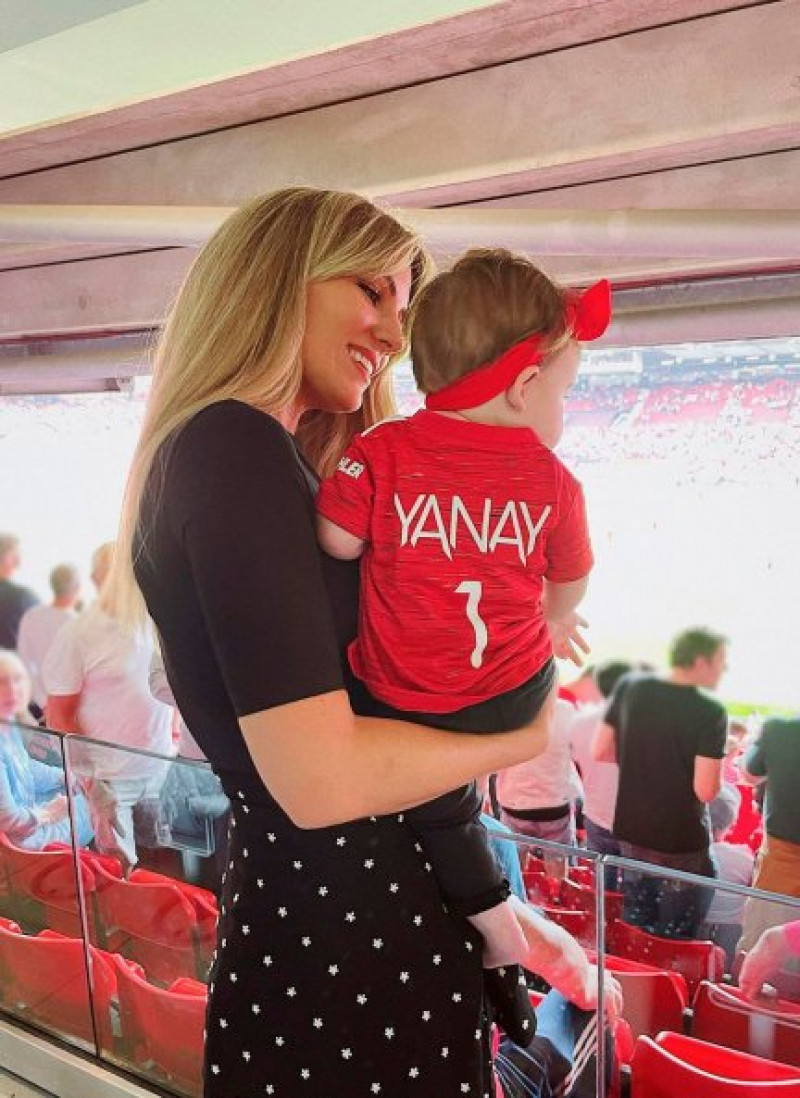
[[105, 189, 553, 1097], [0, 650, 92, 849]]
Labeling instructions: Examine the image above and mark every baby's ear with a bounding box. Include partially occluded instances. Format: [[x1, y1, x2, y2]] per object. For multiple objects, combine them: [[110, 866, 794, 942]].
[[507, 365, 540, 410]]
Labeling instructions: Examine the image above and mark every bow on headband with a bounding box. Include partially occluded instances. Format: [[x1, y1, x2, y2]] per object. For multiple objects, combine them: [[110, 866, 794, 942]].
[[425, 278, 612, 413]]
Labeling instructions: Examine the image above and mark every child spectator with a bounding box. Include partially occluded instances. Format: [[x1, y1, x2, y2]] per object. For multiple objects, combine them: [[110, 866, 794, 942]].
[[317, 249, 610, 1039]]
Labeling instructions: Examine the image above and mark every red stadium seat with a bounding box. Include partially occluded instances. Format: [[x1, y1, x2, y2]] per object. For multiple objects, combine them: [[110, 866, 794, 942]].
[[0, 922, 115, 1048], [0, 834, 94, 936], [114, 955, 206, 1093], [692, 981, 800, 1068], [91, 863, 207, 984], [631, 1032, 800, 1095], [609, 920, 725, 995]]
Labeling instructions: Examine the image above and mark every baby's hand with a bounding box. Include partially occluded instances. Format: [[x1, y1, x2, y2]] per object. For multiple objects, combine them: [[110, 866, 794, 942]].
[[547, 612, 590, 666]]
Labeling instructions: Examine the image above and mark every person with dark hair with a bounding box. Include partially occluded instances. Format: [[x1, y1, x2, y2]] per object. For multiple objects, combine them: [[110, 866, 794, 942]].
[[567, 660, 636, 889], [593, 626, 729, 938], [0, 535, 40, 650], [738, 711, 800, 951]]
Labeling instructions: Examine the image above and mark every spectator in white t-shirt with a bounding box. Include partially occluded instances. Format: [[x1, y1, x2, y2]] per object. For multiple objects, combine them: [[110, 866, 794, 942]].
[[43, 542, 174, 870], [700, 783, 755, 965], [495, 698, 583, 877], [17, 563, 81, 718], [567, 660, 637, 889]]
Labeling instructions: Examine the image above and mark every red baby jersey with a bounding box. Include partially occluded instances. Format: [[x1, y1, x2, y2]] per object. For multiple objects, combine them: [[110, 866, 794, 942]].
[[317, 411, 593, 713]]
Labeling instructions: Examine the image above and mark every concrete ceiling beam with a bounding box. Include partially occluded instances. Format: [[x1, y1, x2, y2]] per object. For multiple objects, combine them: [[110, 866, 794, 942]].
[[0, 4, 795, 209], [3, 205, 800, 261], [0, 0, 761, 178]]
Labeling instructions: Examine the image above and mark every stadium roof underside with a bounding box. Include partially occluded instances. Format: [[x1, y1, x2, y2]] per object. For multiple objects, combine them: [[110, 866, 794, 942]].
[[0, 0, 798, 394]]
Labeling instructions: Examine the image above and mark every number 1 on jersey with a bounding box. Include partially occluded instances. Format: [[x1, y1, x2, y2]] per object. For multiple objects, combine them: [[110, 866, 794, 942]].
[[456, 580, 488, 669]]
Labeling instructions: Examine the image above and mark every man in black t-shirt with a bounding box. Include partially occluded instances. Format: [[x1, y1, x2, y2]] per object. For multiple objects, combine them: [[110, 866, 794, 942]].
[[0, 534, 40, 650], [593, 626, 728, 938]]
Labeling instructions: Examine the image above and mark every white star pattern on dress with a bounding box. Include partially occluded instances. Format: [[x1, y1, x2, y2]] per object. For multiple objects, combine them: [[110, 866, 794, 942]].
[[267, 832, 276, 842], [242, 848, 249, 858], [497, 967, 506, 977], [275, 1036, 284, 1046], [413, 915, 422, 926], [400, 971, 410, 983], [409, 1067, 419, 1078], [371, 1085, 381, 1094], [389, 882, 399, 893], [242, 925, 250, 935], [465, 940, 474, 951], [301, 936, 311, 947], [229, 972, 237, 983], [336, 836, 347, 846], [251, 1003, 261, 1015], [219, 1018, 227, 1028], [286, 987, 297, 997], [242, 804, 250, 814], [263, 955, 272, 966], [313, 1018, 323, 1029], [373, 938, 383, 949], [257, 878, 265, 889], [211, 1065, 220, 1074], [278, 907, 288, 918], [301, 1069, 310, 1080], [452, 992, 462, 1002], [345, 911, 356, 922], [384, 1027, 394, 1039], [441, 1047, 449, 1057], [233, 892, 240, 903], [364, 859, 374, 869], [357, 994, 368, 1005], [522, 1018, 530, 1030], [293, 860, 303, 870], [341, 1048, 352, 1060], [328, 964, 339, 976], [265, 1087, 274, 1095], [422, 1010, 431, 1021], [433, 954, 441, 965], [242, 1050, 250, 1062], [397, 813, 404, 822], [318, 886, 328, 896], [461, 1085, 471, 1093]]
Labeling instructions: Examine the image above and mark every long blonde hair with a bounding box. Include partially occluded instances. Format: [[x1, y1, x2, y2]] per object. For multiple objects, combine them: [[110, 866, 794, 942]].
[[104, 187, 433, 626]]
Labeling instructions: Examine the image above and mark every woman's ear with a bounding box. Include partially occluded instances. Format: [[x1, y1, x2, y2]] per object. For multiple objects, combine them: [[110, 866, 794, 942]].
[[506, 365, 540, 411]]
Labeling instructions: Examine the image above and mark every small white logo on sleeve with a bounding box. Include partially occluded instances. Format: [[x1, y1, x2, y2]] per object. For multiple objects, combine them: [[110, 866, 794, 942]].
[[337, 457, 365, 479]]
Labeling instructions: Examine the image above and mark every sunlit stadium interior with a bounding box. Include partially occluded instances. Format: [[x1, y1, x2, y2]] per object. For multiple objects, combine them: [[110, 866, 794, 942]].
[[1, 1, 799, 1096]]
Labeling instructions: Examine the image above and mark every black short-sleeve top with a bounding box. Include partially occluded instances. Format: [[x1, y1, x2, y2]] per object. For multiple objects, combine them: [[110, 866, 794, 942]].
[[134, 400, 365, 785]]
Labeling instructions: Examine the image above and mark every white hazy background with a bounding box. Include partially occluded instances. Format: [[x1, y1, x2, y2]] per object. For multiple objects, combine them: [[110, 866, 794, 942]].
[[2, 363, 798, 711]]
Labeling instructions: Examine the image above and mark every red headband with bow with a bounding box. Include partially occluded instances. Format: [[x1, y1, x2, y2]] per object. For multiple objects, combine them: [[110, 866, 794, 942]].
[[425, 278, 612, 413]]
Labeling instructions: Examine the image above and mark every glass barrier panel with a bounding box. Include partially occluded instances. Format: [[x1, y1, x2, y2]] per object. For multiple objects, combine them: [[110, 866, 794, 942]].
[[63, 735, 227, 1097], [493, 830, 608, 1098], [600, 855, 800, 1090], [0, 718, 98, 1053]]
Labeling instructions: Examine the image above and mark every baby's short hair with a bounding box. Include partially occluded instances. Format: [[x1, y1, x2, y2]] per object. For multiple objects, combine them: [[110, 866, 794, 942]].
[[410, 249, 572, 395]]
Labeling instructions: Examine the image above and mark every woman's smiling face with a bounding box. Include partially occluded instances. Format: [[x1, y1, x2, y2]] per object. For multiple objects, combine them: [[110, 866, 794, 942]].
[[298, 269, 413, 417]]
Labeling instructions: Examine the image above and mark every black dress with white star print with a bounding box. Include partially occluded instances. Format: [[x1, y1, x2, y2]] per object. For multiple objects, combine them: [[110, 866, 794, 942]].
[[134, 403, 495, 1097]]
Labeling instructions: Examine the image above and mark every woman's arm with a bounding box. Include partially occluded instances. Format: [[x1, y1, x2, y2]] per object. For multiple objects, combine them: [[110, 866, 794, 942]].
[[510, 897, 623, 1016], [241, 686, 554, 828]]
